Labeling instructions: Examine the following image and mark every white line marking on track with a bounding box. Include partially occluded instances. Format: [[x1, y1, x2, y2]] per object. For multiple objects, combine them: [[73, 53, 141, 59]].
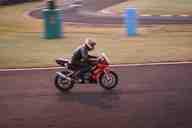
[[0, 67, 63, 72], [179, 15, 190, 17], [160, 15, 173, 17], [111, 61, 192, 67], [140, 14, 152, 17], [100, 10, 111, 14], [0, 61, 192, 72]]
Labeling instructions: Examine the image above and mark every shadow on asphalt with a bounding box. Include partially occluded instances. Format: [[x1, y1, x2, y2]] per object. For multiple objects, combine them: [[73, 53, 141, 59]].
[[55, 90, 121, 110], [54, 86, 192, 111]]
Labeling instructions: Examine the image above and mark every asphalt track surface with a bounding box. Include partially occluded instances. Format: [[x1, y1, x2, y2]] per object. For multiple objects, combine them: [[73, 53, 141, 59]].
[[0, 63, 192, 128], [29, 0, 192, 25]]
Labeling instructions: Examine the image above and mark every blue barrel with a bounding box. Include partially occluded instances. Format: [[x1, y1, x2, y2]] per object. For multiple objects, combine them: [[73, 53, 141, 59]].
[[124, 7, 138, 36], [42, 8, 63, 39]]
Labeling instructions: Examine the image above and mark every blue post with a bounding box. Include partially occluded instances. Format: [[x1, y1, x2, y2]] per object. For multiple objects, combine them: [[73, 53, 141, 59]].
[[124, 7, 138, 36]]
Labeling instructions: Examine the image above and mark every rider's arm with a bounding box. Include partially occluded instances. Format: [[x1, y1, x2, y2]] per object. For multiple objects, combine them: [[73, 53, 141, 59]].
[[88, 55, 98, 59], [88, 55, 98, 62], [87, 54, 99, 66]]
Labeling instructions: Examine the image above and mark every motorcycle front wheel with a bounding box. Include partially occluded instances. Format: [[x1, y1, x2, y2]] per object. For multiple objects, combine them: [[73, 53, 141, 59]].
[[54, 72, 74, 92], [98, 71, 118, 90]]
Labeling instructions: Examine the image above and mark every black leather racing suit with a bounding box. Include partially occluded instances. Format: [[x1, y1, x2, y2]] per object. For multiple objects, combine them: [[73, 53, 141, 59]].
[[71, 45, 97, 80]]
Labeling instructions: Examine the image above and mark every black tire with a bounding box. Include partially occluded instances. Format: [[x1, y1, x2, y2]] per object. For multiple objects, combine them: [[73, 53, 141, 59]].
[[54, 73, 74, 92], [99, 71, 118, 90]]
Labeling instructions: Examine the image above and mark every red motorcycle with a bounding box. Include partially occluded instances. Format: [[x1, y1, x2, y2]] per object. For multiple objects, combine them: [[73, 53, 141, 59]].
[[54, 53, 119, 92]]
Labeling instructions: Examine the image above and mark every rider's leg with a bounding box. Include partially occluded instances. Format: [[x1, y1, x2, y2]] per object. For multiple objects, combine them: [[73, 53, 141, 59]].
[[78, 64, 92, 82]]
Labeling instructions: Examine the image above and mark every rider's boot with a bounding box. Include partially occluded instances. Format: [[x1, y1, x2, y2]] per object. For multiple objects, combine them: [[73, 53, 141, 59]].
[[71, 71, 85, 83]]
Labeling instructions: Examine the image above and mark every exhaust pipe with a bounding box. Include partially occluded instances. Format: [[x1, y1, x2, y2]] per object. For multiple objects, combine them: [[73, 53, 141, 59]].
[[56, 72, 71, 81]]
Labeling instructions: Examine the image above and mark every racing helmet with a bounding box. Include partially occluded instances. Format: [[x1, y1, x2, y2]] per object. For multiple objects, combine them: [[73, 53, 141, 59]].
[[84, 38, 96, 50]]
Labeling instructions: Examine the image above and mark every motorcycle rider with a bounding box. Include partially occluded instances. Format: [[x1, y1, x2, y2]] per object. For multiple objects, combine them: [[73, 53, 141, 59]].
[[71, 38, 98, 83]]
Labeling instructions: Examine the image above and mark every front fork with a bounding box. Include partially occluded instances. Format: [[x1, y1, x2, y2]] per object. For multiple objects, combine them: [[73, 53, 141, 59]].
[[103, 69, 111, 81], [94, 68, 111, 81]]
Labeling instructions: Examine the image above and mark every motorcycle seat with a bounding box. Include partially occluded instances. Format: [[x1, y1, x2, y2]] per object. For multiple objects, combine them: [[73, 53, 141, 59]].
[[56, 58, 78, 71], [56, 58, 70, 66]]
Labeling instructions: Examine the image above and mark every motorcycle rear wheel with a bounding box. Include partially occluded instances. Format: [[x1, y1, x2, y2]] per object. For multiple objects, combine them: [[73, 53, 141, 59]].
[[99, 71, 118, 90], [54, 72, 74, 92]]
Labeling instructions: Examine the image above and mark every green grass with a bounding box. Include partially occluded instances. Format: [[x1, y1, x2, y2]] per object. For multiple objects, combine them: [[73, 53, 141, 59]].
[[1, 25, 192, 68], [0, 2, 42, 34], [0, 2, 192, 68], [104, 0, 192, 15]]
